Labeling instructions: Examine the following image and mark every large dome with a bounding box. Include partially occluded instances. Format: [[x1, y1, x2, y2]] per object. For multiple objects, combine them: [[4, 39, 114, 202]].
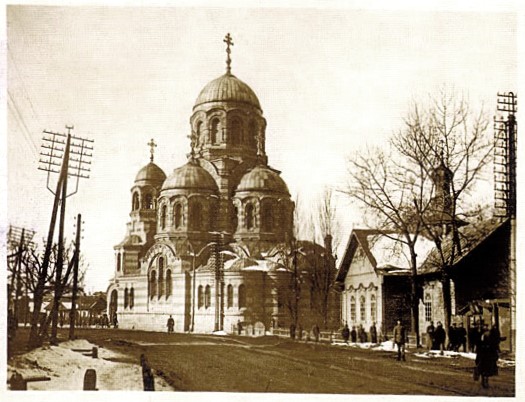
[[236, 165, 290, 195], [134, 162, 166, 186], [162, 161, 218, 192], [194, 73, 261, 110]]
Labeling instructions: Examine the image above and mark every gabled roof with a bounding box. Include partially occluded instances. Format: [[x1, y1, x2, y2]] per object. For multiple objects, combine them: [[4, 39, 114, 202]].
[[336, 229, 434, 283], [419, 218, 509, 274]]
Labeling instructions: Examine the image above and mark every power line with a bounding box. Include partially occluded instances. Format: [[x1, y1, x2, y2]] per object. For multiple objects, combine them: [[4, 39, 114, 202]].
[[7, 93, 40, 159]]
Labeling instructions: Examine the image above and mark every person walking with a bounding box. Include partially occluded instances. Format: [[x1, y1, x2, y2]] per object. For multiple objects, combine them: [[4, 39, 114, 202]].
[[167, 315, 174, 333], [237, 320, 243, 335], [434, 322, 446, 355], [312, 324, 320, 342], [457, 322, 467, 353], [426, 321, 435, 351], [393, 320, 407, 361], [342, 323, 350, 344], [474, 323, 499, 388], [350, 325, 357, 343], [448, 323, 458, 351], [369, 322, 378, 344]]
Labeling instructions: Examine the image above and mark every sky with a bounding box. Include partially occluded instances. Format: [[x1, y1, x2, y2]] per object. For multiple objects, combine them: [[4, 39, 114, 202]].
[[3, 3, 518, 294]]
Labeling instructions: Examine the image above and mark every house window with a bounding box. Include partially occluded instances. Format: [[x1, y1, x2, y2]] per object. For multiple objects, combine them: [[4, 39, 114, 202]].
[[370, 294, 376, 323], [245, 204, 255, 230], [117, 253, 121, 272], [124, 287, 129, 309], [227, 284, 233, 308], [238, 284, 246, 308], [230, 118, 242, 145], [191, 202, 203, 231], [360, 295, 366, 322], [424, 293, 432, 322], [174, 203, 183, 229], [144, 193, 154, 209], [262, 203, 274, 232], [150, 271, 157, 299], [166, 270, 172, 298], [350, 296, 356, 322], [205, 285, 211, 309], [198, 285, 204, 309]]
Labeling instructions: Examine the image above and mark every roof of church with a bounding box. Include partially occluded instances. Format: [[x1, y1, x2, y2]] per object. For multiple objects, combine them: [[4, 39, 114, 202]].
[[162, 160, 218, 192], [193, 73, 261, 111], [134, 162, 166, 186], [236, 165, 289, 194]]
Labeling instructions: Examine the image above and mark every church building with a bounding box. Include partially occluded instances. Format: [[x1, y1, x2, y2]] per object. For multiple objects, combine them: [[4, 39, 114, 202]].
[[106, 35, 338, 334]]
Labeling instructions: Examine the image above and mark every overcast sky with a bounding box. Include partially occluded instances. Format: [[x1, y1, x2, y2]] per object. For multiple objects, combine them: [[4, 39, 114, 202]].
[[4, 4, 518, 292]]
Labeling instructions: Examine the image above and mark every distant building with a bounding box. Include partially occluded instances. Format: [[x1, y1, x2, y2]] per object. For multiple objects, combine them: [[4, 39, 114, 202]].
[[106, 36, 338, 334]]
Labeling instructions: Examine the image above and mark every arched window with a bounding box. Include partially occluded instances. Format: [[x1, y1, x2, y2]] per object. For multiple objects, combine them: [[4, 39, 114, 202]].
[[370, 294, 376, 323], [350, 296, 356, 322], [130, 287, 135, 309], [262, 203, 274, 232], [205, 285, 211, 309], [198, 285, 204, 309], [424, 293, 432, 322], [230, 118, 242, 145], [150, 271, 157, 299], [227, 284, 233, 308], [250, 120, 257, 146], [238, 284, 246, 308], [191, 202, 203, 231], [210, 118, 219, 144], [117, 253, 121, 272], [144, 193, 154, 209], [245, 204, 255, 230], [160, 205, 167, 230], [165, 270, 172, 298], [174, 203, 183, 229], [360, 295, 366, 322], [109, 289, 118, 318], [196, 121, 203, 146], [132, 192, 140, 210], [158, 257, 164, 297], [124, 287, 129, 309]]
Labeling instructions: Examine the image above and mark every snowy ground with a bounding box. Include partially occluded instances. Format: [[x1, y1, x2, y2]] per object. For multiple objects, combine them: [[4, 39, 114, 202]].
[[331, 340, 515, 367], [7, 339, 174, 391]]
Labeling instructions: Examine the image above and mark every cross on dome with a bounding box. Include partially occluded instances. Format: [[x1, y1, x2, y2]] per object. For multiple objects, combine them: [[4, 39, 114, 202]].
[[148, 138, 157, 162], [224, 33, 234, 75]]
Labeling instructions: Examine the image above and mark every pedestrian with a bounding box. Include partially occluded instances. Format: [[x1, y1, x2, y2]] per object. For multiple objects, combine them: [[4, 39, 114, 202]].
[[474, 323, 499, 388], [358, 324, 366, 343], [448, 323, 457, 351], [342, 323, 350, 344], [434, 321, 446, 355], [312, 324, 320, 342], [393, 320, 407, 361], [112, 313, 118, 329], [237, 320, 243, 335], [290, 323, 296, 340], [426, 321, 435, 351], [468, 323, 480, 353], [457, 322, 467, 353], [369, 322, 378, 344], [350, 326, 357, 343], [167, 315, 174, 333], [297, 324, 303, 341]]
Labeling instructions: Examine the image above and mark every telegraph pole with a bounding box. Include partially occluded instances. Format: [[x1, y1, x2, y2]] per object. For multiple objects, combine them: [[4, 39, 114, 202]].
[[494, 92, 517, 353], [69, 214, 82, 340], [29, 125, 93, 347]]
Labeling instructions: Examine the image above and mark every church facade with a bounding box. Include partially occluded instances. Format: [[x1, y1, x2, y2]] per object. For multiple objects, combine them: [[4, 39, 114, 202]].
[[106, 36, 338, 334]]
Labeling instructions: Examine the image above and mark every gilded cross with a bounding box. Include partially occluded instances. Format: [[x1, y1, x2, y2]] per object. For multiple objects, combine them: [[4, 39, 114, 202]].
[[148, 138, 157, 162], [224, 33, 234, 74]]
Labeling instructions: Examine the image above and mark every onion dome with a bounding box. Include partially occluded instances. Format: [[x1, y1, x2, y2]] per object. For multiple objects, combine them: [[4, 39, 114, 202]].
[[134, 162, 166, 187], [194, 74, 261, 111], [162, 160, 218, 192], [236, 165, 290, 195]]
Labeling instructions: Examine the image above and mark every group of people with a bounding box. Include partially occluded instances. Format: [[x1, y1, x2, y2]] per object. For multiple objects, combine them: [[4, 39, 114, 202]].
[[289, 323, 322, 342], [426, 321, 467, 354], [341, 322, 379, 344]]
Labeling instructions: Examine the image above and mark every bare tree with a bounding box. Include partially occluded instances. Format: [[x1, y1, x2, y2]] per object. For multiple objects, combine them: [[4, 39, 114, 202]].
[[345, 144, 432, 346], [393, 89, 492, 339]]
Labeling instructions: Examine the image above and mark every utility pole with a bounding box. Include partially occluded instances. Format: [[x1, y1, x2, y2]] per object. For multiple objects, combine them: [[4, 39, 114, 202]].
[[69, 214, 82, 340], [494, 92, 517, 353], [29, 125, 93, 347]]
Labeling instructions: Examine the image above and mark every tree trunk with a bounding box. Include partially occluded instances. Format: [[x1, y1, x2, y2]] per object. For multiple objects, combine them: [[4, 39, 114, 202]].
[[410, 252, 420, 347], [441, 271, 452, 347]]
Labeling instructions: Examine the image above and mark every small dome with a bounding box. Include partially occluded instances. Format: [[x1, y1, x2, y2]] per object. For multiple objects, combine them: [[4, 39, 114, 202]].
[[134, 162, 166, 186], [162, 161, 218, 192], [194, 73, 261, 110], [236, 165, 290, 194]]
